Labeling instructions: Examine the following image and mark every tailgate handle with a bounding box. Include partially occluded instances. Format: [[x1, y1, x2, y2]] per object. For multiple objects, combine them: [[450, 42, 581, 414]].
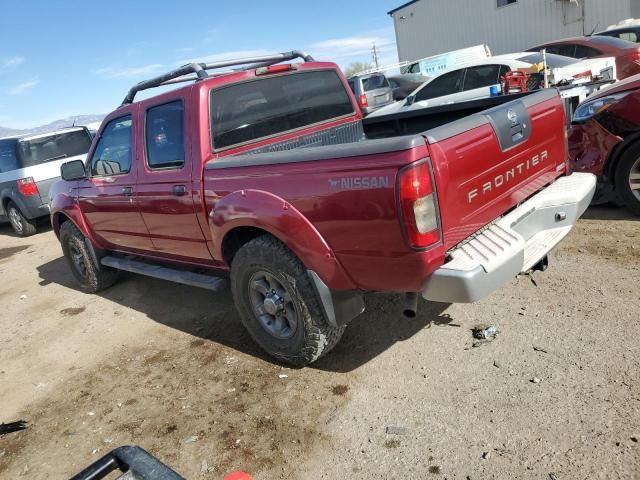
[[484, 100, 531, 151]]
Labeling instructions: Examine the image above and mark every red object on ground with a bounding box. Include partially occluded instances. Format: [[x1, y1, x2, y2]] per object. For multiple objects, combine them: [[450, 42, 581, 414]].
[[224, 472, 253, 480]]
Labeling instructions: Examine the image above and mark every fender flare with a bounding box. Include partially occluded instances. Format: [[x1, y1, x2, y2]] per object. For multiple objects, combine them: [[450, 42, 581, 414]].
[[210, 189, 356, 291], [50, 191, 94, 243]]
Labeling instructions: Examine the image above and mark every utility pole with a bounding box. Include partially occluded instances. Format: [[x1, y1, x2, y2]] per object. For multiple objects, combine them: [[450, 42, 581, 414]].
[[372, 43, 380, 70]]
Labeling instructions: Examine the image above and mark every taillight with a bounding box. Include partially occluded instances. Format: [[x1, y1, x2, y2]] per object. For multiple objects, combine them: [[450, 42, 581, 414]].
[[359, 94, 369, 108], [398, 160, 440, 249], [624, 50, 640, 65], [17, 177, 39, 196]]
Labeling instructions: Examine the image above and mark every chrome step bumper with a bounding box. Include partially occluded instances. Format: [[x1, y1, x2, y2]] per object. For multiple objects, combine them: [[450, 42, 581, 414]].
[[422, 173, 596, 303]]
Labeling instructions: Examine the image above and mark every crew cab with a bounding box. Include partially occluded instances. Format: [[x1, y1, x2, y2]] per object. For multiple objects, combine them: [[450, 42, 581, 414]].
[[50, 51, 596, 366]]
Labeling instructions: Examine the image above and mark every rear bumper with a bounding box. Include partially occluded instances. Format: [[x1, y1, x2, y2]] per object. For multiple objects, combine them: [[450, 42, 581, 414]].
[[422, 173, 596, 303]]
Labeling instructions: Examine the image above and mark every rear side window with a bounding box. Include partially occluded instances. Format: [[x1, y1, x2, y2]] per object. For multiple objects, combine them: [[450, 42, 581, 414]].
[[463, 65, 502, 91], [347, 79, 356, 93], [210, 70, 354, 150], [17, 130, 92, 168], [145, 101, 185, 169], [544, 44, 577, 58], [0, 139, 19, 173], [415, 69, 464, 101], [362, 74, 389, 91], [574, 45, 602, 58], [90, 116, 132, 177]]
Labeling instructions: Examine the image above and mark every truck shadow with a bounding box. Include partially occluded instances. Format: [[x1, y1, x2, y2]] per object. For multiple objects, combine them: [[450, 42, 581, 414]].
[[583, 204, 639, 221], [37, 256, 455, 373]]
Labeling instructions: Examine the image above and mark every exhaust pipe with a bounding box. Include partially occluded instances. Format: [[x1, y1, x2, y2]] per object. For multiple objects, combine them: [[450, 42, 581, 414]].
[[403, 293, 418, 318]]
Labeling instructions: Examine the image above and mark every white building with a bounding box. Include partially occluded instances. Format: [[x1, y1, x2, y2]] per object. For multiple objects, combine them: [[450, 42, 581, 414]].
[[389, 0, 640, 62]]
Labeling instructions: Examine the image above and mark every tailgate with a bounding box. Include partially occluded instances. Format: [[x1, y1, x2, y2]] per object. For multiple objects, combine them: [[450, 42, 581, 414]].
[[425, 89, 568, 249]]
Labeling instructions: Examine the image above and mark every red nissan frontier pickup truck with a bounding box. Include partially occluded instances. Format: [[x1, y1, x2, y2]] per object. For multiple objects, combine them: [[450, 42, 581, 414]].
[[50, 51, 596, 366]]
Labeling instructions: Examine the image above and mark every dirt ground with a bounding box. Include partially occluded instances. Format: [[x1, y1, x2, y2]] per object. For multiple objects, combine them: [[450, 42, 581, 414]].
[[0, 206, 638, 479]]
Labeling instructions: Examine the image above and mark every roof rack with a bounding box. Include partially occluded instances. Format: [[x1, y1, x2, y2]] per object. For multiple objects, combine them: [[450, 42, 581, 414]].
[[121, 50, 315, 105]]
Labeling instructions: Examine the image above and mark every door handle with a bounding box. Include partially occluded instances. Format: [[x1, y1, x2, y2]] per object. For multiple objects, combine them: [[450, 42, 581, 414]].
[[172, 185, 187, 196], [122, 186, 133, 196]]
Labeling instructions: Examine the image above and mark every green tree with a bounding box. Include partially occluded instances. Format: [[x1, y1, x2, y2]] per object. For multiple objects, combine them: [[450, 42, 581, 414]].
[[343, 61, 373, 78]]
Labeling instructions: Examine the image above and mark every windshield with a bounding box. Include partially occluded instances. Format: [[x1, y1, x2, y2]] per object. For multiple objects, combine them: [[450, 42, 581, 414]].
[[362, 74, 389, 91], [17, 129, 92, 167], [516, 53, 577, 68], [591, 35, 639, 48]]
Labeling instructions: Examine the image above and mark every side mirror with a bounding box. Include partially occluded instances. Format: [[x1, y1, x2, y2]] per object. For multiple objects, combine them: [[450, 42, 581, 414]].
[[405, 95, 416, 106], [61, 160, 87, 181]]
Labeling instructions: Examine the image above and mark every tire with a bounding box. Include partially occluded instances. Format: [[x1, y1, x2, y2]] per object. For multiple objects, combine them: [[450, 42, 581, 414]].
[[230, 235, 345, 366], [7, 201, 37, 237], [59, 221, 120, 293], [614, 145, 640, 216]]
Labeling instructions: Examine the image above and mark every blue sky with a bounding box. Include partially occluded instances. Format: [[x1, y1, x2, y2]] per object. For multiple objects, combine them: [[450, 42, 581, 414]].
[[0, 0, 400, 129]]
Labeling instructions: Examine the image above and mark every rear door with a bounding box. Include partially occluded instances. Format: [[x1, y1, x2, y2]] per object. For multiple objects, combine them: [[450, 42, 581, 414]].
[[135, 97, 212, 261], [78, 112, 153, 251]]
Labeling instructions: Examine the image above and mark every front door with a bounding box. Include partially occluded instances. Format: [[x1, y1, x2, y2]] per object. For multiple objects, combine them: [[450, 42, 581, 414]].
[[135, 98, 212, 262], [77, 113, 153, 251]]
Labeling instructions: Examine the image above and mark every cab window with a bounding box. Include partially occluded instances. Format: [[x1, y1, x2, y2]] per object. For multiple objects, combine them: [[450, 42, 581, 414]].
[[145, 101, 185, 169], [90, 116, 132, 177]]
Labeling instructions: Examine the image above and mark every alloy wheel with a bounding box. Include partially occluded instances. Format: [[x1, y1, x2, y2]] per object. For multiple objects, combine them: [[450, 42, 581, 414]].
[[8, 207, 23, 234], [247, 270, 299, 340], [629, 157, 640, 202]]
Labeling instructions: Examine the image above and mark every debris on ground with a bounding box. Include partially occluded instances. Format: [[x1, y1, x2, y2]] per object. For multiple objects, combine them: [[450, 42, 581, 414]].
[[531, 377, 542, 384], [533, 346, 549, 354], [482, 451, 491, 459], [0, 420, 28, 435], [278, 374, 289, 379], [493, 360, 501, 368], [472, 326, 497, 340], [385, 426, 408, 435]]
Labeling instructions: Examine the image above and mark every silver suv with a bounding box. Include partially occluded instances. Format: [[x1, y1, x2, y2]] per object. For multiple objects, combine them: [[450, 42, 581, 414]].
[[0, 127, 93, 236], [347, 73, 394, 116]]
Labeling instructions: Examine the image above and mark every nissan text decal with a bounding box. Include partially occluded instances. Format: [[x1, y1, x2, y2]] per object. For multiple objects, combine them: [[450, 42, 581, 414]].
[[328, 176, 390, 189]]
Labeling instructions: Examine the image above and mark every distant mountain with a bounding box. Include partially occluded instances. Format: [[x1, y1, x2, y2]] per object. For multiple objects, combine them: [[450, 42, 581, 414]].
[[0, 114, 106, 138]]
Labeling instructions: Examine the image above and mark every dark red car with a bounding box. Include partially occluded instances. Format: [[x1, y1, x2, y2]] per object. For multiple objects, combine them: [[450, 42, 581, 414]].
[[569, 74, 640, 215], [527, 36, 640, 80]]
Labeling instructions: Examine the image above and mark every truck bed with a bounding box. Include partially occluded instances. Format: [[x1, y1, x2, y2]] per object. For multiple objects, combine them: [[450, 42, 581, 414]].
[[204, 88, 568, 292]]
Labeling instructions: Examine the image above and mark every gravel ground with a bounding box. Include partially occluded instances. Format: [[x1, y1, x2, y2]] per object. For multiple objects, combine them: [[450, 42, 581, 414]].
[[0, 206, 638, 479]]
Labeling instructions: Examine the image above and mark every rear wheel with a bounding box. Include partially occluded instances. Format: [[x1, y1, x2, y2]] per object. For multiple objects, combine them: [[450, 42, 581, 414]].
[[230, 235, 345, 366], [614, 145, 640, 216], [59, 221, 120, 293], [7, 202, 37, 237]]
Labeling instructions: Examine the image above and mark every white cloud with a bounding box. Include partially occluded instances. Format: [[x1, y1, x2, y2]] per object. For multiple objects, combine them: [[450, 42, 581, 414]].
[[96, 64, 165, 79], [311, 30, 395, 59], [179, 49, 274, 66], [7, 79, 39, 95], [3, 57, 25, 69]]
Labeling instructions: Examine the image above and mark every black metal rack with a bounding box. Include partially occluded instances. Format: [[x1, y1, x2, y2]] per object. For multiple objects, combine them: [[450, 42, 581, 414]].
[[121, 50, 315, 105]]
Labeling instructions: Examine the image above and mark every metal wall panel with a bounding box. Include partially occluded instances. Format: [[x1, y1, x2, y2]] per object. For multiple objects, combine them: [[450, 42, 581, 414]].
[[391, 0, 634, 62]]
